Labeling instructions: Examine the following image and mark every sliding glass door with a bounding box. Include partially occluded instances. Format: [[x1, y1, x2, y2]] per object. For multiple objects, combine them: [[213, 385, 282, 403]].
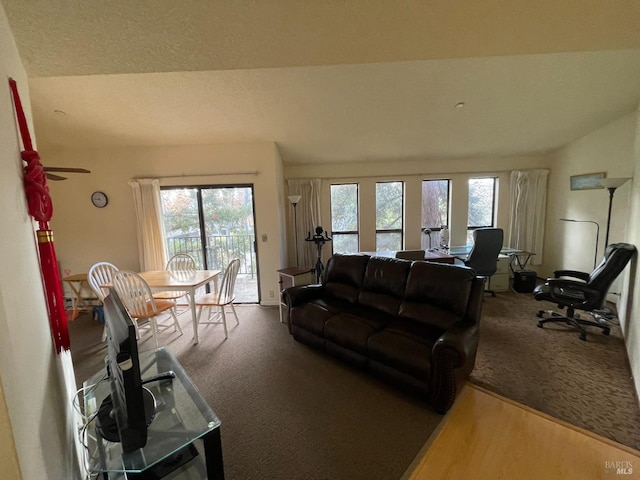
[[160, 185, 259, 303]]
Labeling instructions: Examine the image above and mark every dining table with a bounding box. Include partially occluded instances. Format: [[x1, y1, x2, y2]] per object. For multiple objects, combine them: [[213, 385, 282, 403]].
[[138, 269, 221, 345]]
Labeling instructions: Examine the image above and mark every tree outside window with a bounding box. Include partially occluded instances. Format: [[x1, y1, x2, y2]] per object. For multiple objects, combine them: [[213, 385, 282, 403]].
[[376, 181, 404, 251], [467, 177, 497, 244], [331, 183, 359, 253], [421, 179, 450, 249]]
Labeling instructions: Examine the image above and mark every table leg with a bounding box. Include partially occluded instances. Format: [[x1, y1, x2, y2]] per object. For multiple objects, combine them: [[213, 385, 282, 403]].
[[203, 427, 225, 479], [189, 288, 199, 345]]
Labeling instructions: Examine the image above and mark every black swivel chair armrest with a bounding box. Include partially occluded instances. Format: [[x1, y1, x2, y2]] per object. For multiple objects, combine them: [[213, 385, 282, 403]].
[[545, 278, 600, 307], [553, 270, 590, 282], [282, 284, 325, 308]]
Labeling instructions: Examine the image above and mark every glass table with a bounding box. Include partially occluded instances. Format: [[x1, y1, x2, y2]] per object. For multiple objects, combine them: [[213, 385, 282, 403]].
[[82, 347, 224, 479], [442, 246, 534, 270]]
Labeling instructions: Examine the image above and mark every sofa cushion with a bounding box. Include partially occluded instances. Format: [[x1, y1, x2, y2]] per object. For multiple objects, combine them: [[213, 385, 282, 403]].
[[323, 254, 370, 303], [290, 302, 334, 336], [325, 307, 395, 354], [358, 257, 411, 316], [368, 320, 441, 378], [400, 262, 475, 330]]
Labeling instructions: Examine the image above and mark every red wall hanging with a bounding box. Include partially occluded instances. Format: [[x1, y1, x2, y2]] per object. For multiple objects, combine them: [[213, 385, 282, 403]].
[[9, 78, 69, 353]]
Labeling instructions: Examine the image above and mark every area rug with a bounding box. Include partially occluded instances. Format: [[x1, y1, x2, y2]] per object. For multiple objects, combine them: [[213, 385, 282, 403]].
[[470, 289, 640, 450]]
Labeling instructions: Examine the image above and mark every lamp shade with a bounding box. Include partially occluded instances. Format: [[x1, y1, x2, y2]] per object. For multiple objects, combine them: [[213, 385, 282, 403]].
[[601, 177, 631, 189], [288, 195, 301, 205]]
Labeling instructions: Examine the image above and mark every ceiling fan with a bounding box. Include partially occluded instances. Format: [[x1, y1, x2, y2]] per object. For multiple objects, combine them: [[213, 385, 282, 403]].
[[42, 167, 91, 181]]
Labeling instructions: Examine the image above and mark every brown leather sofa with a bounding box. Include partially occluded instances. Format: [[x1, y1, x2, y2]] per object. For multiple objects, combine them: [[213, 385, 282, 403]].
[[283, 254, 484, 413]]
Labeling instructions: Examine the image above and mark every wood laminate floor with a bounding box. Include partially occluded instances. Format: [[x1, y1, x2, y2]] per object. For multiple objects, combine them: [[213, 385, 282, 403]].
[[403, 383, 640, 480]]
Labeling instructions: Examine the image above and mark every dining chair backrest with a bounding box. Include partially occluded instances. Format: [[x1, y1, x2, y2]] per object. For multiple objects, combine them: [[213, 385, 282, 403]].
[[112, 270, 159, 318], [218, 258, 241, 304], [88, 262, 119, 302], [166, 254, 196, 272]]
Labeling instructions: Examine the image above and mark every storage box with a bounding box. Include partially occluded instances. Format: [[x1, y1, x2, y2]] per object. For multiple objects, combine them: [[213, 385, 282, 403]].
[[513, 270, 537, 293]]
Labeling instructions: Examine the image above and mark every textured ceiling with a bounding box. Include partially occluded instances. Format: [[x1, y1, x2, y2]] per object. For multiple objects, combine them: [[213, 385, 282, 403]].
[[3, 1, 640, 164]]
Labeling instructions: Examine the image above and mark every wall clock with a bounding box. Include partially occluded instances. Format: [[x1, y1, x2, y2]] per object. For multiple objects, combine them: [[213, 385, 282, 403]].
[[91, 191, 108, 208]]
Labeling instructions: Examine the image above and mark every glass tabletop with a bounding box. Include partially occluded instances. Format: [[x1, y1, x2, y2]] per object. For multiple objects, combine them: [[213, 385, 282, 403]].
[[82, 347, 220, 475]]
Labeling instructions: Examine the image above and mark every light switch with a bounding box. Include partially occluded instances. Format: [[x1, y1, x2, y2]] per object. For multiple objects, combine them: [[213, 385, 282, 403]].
[[261, 233, 268, 242]]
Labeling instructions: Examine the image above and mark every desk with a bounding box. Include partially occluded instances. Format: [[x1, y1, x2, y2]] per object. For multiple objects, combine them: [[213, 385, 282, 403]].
[[139, 270, 221, 345], [359, 250, 455, 264], [83, 347, 224, 479], [443, 246, 534, 270], [62, 273, 94, 318]]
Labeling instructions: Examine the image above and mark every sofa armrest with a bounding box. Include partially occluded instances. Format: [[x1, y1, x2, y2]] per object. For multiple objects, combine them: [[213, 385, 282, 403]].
[[282, 284, 325, 308], [430, 321, 479, 413], [432, 321, 479, 368]]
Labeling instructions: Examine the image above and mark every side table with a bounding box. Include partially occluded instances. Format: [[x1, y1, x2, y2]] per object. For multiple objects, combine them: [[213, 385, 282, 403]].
[[277, 267, 313, 323]]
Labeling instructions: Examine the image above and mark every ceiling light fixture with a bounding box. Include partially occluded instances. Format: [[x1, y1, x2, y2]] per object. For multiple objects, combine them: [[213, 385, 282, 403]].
[[455, 102, 465, 109]]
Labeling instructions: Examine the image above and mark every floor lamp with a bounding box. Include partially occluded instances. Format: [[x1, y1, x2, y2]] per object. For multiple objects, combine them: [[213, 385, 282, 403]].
[[288, 195, 301, 267], [559, 218, 599, 268], [602, 178, 631, 247]]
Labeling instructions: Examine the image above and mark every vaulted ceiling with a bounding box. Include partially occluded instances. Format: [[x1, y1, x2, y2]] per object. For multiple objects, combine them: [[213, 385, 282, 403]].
[[3, 1, 640, 164]]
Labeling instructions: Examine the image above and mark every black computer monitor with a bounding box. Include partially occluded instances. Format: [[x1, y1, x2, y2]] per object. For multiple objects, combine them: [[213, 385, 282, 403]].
[[97, 290, 154, 453]]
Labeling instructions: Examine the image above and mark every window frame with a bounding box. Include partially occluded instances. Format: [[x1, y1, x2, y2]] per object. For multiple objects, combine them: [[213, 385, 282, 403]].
[[330, 182, 360, 254], [467, 177, 498, 233], [421, 178, 451, 234], [375, 180, 404, 251]]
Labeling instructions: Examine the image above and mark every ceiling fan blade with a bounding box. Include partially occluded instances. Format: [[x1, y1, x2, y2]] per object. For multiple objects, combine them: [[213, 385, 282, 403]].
[[43, 167, 91, 174], [45, 173, 67, 181]]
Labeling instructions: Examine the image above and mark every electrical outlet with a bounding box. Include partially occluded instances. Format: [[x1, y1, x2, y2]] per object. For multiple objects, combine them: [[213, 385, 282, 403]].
[[269, 290, 275, 298]]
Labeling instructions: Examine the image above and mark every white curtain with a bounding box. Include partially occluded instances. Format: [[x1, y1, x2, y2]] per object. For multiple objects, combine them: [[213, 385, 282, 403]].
[[287, 179, 321, 268], [508, 169, 549, 266], [128, 178, 167, 271]]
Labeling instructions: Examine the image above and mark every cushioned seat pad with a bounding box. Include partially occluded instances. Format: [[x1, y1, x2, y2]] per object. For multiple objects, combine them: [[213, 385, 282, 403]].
[[368, 320, 440, 378], [325, 308, 394, 353]]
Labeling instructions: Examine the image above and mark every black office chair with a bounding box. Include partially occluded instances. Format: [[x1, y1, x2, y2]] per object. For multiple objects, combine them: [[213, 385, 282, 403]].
[[534, 243, 636, 341], [456, 228, 504, 296]]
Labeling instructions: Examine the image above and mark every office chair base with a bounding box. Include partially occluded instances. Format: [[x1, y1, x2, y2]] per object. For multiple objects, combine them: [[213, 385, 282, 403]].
[[536, 310, 611, 341]]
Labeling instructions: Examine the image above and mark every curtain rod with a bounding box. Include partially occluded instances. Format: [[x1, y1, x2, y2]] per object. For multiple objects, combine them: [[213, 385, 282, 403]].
[[133, 171, 261, 180], [286, 168, 549, 181]]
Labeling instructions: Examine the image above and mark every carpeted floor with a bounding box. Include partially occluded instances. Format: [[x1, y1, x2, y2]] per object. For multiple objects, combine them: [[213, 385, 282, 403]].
[[69, 291, 640, 479], [70, 305, 442, 480], [470, 289, 640, 450]]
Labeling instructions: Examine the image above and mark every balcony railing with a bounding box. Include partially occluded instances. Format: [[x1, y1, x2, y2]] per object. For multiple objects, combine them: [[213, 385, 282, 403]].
[[167, 234, 256, 277]]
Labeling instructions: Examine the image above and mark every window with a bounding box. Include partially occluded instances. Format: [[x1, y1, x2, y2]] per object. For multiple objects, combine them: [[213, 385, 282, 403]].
[[421, 179, 450, 250], [330, 183, 359, 254], [467, 177, 497, 244], [375, 181, 404, 251]]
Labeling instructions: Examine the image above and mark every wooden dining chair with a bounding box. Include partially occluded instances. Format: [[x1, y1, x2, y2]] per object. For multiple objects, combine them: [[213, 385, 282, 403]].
[[153, 253, 196, 311], [194, 258, 241, 339], [88, 261, 119, 341], [112, 270, 183, 348]]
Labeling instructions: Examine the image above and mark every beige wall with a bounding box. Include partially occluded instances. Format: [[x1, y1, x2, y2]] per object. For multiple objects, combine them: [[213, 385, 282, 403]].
[[542, 111, 638, 394], [623, 106, 640, 395], [44, 142, 286, 305], [542, 113, 636, 278], [0, 5, 77, 479]]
